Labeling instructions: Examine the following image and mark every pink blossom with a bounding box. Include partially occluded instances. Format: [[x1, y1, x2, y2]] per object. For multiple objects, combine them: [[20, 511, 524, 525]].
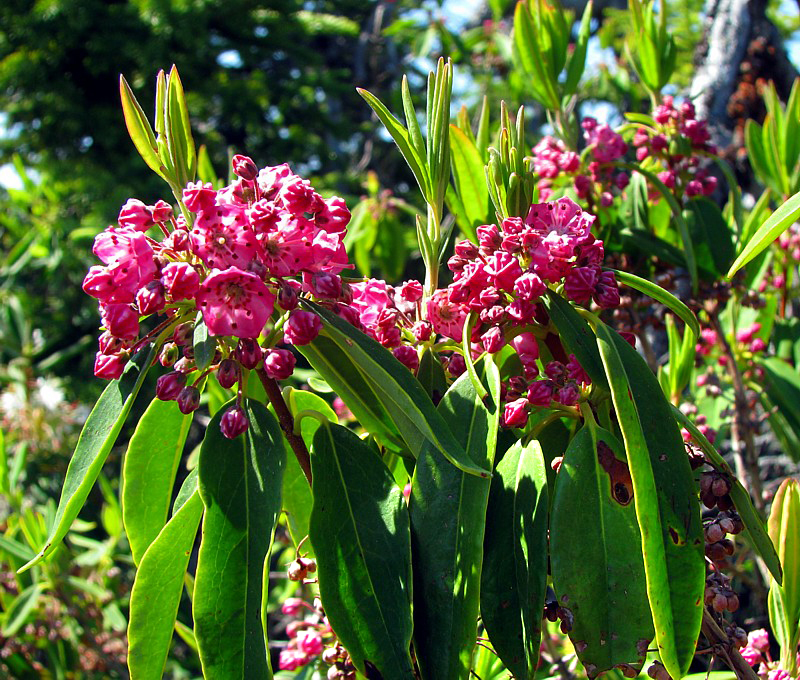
[[100, 303, 139, 340], [136, 281, 166, 315], [768, 670, 790, 680], [182, 181, 218, 213], [161, 262, 200, 301], [151, 199, 173, 223], [427, 289, 468, 341], [747, 629, 770, 652], [283, 309, 323, 346], [92, 228, 157, 298], [264, 348, 296, 380], [296, 629, 324, 657], [593, 270, 620, 309], [281, 598, 306, 616], [232, 154, 258, 181], [156, 371, 186, 400], [567, 355, 591, 386], [481, 326, 506, 354], [527, 380, 554, 407], [584, 121, 627, 163], [564, 266, 599, 303], [504, 398, 530, 428], [278, 648, 310, 670], [94, 352, 128, 380], [392, 345, 420, 372], [741, 646, 762, 666], [118, 199, 154, 231], [314, 196, 350, 233], [189, 205, 259, 270], [196, 267, 275, 338], [511, 332, 539, 362]]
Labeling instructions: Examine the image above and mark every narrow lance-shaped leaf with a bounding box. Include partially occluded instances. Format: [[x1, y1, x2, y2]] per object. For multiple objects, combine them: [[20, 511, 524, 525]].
[[122, 398, 192, 565], [450, 125, 491, 241], [20, 347, 156, 572], [193, 399, 285, 680], [298, 300, 489, 477], [309, 422, 414, 679], [410, 357, 501, 679], [595, 323, 704, 679], [611, 269, 700, 340], [127, 490, 203, 680], [120, 76, 168, 181], [728, 191, 800, 277], [481, 438, 549, 678], [550, 423, 653, 677]]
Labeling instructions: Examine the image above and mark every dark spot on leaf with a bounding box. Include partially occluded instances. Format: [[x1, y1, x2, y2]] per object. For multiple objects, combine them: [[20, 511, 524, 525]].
[[597, 440, 633, 506], [501, 599, 511, 609], [659, 454, 667, 461], [575, 640, 588, 653], [560, 594, 569, 604], [586, 663, 598, 678], [636, 638, 651, 658], [668, 526, 682, 544], [617, 663, 638, 677]]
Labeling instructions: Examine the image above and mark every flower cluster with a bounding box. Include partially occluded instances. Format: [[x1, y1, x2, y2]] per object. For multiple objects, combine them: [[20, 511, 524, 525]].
[[431, 197, 619, 428], [573, 118, 630, 208], [740, 628, 795, 679], [83, 156, 350, 436], [532, 136, 580, 200], [632, 96, 718, 199]]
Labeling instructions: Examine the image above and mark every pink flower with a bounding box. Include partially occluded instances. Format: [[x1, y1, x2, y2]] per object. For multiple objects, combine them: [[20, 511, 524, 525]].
[[593, 270, 620, 309], [161, 262, 200, 301], [740, 646, 762, 666], [481, 326, 506, 354], [118, 199, 154, 231], [504, 398, 530, 428], [768, 670, 790, 680], [747, 629, 770, 652], [136, 281, 166, 315], [314, 196, 350, 233], [100, 303, 140, 340], [94, 351, 128, 380], [283, 309, 323, 346], [564, 266, 599, 303], [189, 205, 259, 270], [296, 629, 324, 657], [584, 121, 627, 163], [92, 228, 157, 298], [427, 289, 468, 341], [182, 181, 217, 213], [281, 598, 305, 616], [567, 354, 591, 386], [392, 345, 420, 372], [264, 348, 296, 380], [232, 154, 258, 181], [527, 380, 554, 407], [156, 372, 187, 400], [278, 648, 310, 671], [196, 267, 275, 338]]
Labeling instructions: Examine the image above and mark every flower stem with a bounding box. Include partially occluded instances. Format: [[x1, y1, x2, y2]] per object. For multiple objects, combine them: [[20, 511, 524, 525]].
[[256, 368, 312, 486]]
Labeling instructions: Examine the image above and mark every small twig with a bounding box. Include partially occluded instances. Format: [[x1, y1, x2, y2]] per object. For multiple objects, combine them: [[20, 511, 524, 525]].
[[256, 368, 312, 486], [700, 609, 760, 680]]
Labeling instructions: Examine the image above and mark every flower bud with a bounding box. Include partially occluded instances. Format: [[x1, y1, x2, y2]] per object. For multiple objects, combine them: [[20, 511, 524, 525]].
[[220, 406, 249, 439], [287, 559, 307, 582], [151, 199, 173, 223], [177, 386, 201, 414], [284, 310, 323, 346], [235, 338, 263, 370], [159, 342, 179, 367], [118, 198, 154, 231], [216, 358, 240, 389], [156, 371, 187, 401], [161, 262, 200, 301], [94, 351, 129, 380], [136, 281, 166, 316], [264, 348, 296, 380], [392, 345, 419, 372], [232, 154, 258, 181], [278, 283, 300, 311], [173, 322, 194, 346]]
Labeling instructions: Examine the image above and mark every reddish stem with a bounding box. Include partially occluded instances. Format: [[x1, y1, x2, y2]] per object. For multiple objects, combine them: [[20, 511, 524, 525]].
[[256, 368, 312, 486]]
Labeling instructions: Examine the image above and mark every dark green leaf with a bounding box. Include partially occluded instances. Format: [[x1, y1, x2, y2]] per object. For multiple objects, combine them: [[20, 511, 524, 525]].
[[193, 318, 216, 372], [481, 439, 549, 677], [544, 292, 608, 389], [123, 398, 192, 565], [450, 125, 491, 241], [309, 422, 414, 678], [595, 323, 704, 679], [416, 348, 448, 406], [119, 76, 168, 181], [550, 424, 653, 677], [685, 198, 735, 277], [194, 400, 285, 679], [128, 491, 203, 680], [410, 358, 501, 678], [298, 300, 489, 477], [20, 347, 155, 572]]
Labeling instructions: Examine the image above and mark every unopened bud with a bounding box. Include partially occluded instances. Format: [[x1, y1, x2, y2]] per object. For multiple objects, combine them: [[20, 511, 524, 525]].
[[712, 476, 731, 497], [177, 386, 201, 414], [220, 406, 249, 439], [232, 154, 258, 181], [235, 338, 263, 370], [705, 522, 724, 543], [156, 372, 187, 401], [216, 359, 240, 389], [159, 342, 179, 367], [173, 322, 194, 346], [299, 557, 316, 573], [287, 560, 307, 582]]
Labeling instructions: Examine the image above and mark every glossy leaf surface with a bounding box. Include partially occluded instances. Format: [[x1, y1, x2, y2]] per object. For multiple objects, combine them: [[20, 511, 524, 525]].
[[409, 358, 500, 679], [309, 422, 414, 678], [128, 491, 203, 680], [481, 438, 549, 678], [550, 424, 653, 677], [298, 300, 489, 477], [596, 323, 704, 678], [194, 400, 285, 679], [21, 348, 154, 572], [450, 125, 490, 241], [123, 398, 192, 565]]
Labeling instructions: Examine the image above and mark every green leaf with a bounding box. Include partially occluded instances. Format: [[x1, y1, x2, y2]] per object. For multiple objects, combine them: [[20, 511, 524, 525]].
[[194, 400, 285, 679], [128, 490, 203, 680], [450, 125, 491, 242], [409, 357, 501, 678], [173, 467, 198, 515], [0, 534, 35, 563], [416, 348, 448, 405], [595, 323, 704, 679], [760, 357, 800, 444], [611, 269, 699, 340], [1, 583, 43, 637], [19, 347, 155, 572], [768, 478, 800, 670], [0, 428, 7, 496], [166, 65, 196, 186], [544, 292, 608, 389], [728, 190, 800, 277], [685, 198, 735, 277], [481, 438, 549, 678], [122, 398, 192, 565], [563, 0, 592, 95], [357, 88, 430, 202], [672, 406, 783, 584], [309, 422, 414, 678], [550, 424, 653, 677], [119, 76, 168, 181], [282, 388, 337, 548], [297, 300, 489, 477], [193, 318, 216, 371], [512, 2, 560, 109]]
